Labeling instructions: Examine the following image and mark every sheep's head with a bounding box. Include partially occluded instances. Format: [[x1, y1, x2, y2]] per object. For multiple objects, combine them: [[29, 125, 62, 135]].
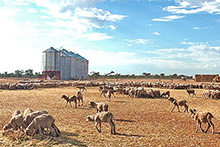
[[61, 95, 67, 99], [86, 115, 94, 122], [189, 109, 197, 118], [88, 101, 95, 108], [25, 128, 34, 136], [3, 123, 12, 131]]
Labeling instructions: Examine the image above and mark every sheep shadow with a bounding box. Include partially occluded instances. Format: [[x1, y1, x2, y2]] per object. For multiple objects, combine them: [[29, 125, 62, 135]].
[[115, 132, 145, 138], [114, 101, 126, 103], [76, 107, 91, 110], [115, 119, 136, 123], [31, 131, 87, 147], [214, 131, 220, 135]]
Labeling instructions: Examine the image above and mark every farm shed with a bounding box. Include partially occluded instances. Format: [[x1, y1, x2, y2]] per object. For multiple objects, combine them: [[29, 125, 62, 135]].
[[42, 47, 89, 80], [195, 74, 218, 82]]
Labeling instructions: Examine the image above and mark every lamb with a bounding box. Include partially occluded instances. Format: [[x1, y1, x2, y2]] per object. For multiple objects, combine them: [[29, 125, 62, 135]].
[[3, 114, 26, 131], [86, 111, 116, 134], [186, 89, 196, 97], [189, 109, 214, 134], [23, 110, 49, 127], [76, 91, 83, 107], [161, 91, 170, 98], [25, 114, 60, 137], [168, 97, 188, 112], [88, 101, 108, 112], [61, 95, 77, 108]]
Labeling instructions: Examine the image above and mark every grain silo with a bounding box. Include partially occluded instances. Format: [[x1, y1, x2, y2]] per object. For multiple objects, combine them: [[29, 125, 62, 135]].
[[42, 47, 88, 80]]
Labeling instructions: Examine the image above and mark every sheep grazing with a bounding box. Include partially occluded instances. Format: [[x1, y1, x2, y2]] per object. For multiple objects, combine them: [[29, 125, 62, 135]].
[[76, 85, 87, 92], [61, 95, 77, 108], [3, 114, 26, 131], [168, 97, 188, 112], [23, 110, 49, 127], [100, 88, 116, 98], [161, 91, 170, 98], [189, 109, 215, 134], [86, 111, 116, 134], [25, 114, 60, 137], [76, 91, 83, 107], [186, 89, 196, 97], [88, 101, 108, 112]]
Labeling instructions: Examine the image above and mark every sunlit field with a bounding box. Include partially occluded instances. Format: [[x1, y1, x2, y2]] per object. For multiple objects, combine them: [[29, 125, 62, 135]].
[[0, 78, 219, 146]]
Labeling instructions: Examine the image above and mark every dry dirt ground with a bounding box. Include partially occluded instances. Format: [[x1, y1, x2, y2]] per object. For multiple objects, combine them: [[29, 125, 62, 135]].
[[0, 79, 219, 146]]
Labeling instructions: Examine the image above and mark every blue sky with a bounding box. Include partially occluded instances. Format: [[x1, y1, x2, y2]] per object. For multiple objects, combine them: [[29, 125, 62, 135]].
[[1, 0, 220, 76]]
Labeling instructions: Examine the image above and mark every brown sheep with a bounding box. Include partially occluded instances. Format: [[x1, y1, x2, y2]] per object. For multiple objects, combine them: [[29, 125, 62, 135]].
[[86, 111, 116, 134], [23, 110, 49, 127], [61, 95, 77, 108], [161, 91, 170, 98], [76, 91, 83, 107], [168, 97, 188, 112], [186, 89, 196, 97], [25, 114, 60, 137], [3, 114, 26, 131], [88, 101, 108, 112], [189, 109, 215, 134]]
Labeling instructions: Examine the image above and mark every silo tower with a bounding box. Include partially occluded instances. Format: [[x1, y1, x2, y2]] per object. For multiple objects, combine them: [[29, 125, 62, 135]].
[[42, 47, 61, 80]]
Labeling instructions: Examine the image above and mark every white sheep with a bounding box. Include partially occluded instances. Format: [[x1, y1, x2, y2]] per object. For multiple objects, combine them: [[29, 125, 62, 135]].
[[3, 114, 26, 131], [86, 111, 116, 134], [25, 114, 60, 137], [88, 101, 108, 112]]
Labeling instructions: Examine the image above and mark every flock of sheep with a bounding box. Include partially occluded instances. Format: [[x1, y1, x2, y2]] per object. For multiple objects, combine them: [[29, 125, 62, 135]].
[[96, 84, 216, 134], [3, 108, 60, 137], [1, 79, 220, 100], [1, 79, 218, 141]]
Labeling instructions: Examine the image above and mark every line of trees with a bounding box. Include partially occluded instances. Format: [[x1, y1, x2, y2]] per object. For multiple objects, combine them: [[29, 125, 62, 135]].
[[0, 69, 42, 78], [89, 72, 193, 79]]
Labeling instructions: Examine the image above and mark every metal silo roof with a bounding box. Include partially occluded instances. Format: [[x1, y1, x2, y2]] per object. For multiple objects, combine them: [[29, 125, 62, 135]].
[[76, 53, 88, 61], [60, 49, 71, 57], [43, 47, 58, 53]]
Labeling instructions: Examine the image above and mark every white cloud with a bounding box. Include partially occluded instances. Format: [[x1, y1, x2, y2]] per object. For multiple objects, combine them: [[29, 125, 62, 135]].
[[126, 39, 152, 44], [164, 0, 220, 15], [77, 33, 113, 41], [28, 8, 37, 13], [152, 15, 185, 21], [193, 27, 200, 30], [109, 25, 116, 30], [21, 0, 127, 32], [153, 32, 160, 36]]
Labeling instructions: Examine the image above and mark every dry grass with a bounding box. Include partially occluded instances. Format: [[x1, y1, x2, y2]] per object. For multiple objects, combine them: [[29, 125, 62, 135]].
[[0, 79, 220, 146]]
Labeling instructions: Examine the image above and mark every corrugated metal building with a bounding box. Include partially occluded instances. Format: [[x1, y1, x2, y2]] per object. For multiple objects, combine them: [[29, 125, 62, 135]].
[[42, 47, 89, 80]]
